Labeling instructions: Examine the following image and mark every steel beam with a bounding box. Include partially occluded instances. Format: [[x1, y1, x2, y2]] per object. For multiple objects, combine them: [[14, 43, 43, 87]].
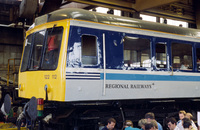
[[65, 0, 181, 12], [66, 0, 137, 12], [134, 0, 181, 11], [194, 0, 200, 29], [142, 8, 195, 23]]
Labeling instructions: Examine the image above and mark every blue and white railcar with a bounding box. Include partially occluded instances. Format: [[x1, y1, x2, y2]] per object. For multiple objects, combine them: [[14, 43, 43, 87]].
[[64, 9, 200, 102], [18, 8, 200, 129]]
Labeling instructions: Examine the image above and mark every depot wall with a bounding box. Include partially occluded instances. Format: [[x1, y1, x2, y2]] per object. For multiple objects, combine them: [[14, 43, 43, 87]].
[[0, 26, 23, 81]]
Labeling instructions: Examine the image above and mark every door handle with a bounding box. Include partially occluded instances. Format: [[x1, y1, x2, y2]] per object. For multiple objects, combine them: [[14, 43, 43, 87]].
[[170, 66, 173, 76]]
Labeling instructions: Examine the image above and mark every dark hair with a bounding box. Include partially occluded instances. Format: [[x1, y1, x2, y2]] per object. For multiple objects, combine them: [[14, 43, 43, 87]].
[[107, 118, 116, 124], [182, 118, 191, 128], [145, 112, 155, 119], [145, 123, 154, 130], [166, 117, 177, 124]]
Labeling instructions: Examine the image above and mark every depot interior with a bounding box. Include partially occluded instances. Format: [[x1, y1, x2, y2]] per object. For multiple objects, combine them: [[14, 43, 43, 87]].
[[0, 0, 200, 95], [0, 0, 200, 109], [1, 0, 200, 128]]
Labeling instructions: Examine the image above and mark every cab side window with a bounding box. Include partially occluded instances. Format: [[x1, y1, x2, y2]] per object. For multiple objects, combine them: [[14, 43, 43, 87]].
[[81, 35, 97, 65]]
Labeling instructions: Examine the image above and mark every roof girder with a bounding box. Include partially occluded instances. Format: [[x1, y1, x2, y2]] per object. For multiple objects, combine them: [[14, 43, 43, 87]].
[[65, 0, 181, 12]]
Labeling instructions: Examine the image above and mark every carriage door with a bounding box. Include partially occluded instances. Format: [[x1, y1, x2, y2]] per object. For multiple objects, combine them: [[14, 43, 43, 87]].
[[154, 38, 168, 70], [196, 46, 200, 71]]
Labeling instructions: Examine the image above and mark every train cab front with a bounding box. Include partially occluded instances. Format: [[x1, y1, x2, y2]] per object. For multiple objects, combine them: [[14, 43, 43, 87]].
[[18, 23, 67, 102]]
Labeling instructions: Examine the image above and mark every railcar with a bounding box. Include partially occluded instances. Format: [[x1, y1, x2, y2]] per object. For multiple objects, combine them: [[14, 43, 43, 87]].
[[17, 8, 200, 129]]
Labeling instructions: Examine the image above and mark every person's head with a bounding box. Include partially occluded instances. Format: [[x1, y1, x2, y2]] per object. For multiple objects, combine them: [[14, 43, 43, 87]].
[[166, 117, 177, 130], [145, 112, 155, 122], [106, 118, 116, 130], [138, 119, 147, 130], [145, 122, 155, 130], [182, 60, 188, 65], [124, 120, 133, 128], [186, 113, 193, 120], [179, 110, 186, 120], [182, 118, 192, 129], [151, 120, 158, 129]]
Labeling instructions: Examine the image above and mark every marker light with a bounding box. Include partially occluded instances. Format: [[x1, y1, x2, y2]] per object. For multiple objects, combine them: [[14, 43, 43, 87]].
[[37, 98, 44, 117]]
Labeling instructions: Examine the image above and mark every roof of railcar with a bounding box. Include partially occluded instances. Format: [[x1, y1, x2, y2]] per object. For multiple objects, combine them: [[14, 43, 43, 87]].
[[35, 8, 200, 38]]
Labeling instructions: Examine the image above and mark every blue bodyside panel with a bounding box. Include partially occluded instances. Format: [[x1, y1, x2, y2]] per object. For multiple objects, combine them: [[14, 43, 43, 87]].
[[67, 25, 199, 72], [100, 73, 200, 81], [67, 26, 103, 68], [104, 31, 124, 69]]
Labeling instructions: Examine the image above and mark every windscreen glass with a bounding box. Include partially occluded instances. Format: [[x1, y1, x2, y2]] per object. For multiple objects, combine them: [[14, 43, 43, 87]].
[[41, 27, 63, 69], [29, 30, 46, 70], [20, 26, 63, 71], [21, 35, 32, 72]]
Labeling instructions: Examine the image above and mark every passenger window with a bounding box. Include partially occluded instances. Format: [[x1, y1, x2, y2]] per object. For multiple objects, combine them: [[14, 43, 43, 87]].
[[81, 35, 97, 65], [156, 43, 167, 68], [123, 36, 151, 68], [171, 43, 193, 70], [196, 48, 200, 71]]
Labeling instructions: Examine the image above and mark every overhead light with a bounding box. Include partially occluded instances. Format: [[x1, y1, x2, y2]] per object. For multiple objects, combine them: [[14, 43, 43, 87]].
[[150, 100, 175, 103]]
